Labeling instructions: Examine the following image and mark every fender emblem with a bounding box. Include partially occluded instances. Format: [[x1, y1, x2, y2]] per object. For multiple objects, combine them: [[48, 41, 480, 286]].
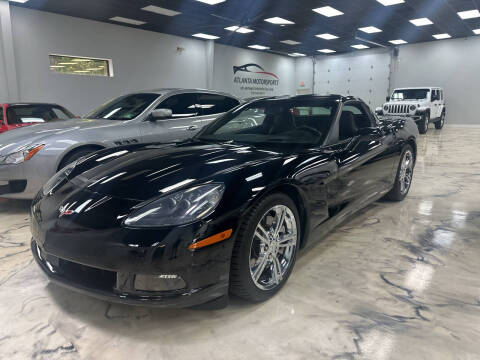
[[59, 205, 74, 217]]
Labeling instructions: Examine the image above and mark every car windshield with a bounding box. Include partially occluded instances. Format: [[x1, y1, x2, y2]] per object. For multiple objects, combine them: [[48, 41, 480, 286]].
[[197, 98, 339, 147], [7, 105, 74, 124], [86, 93, 160, 120], [392, 89, 429, 100]]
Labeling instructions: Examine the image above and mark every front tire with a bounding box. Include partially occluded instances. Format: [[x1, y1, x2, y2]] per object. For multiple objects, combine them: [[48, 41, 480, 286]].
[[385, 145, 415, 201], [435, 111, 445, 129], [230, 193, 299, 302], [418, 113, 430, 134]]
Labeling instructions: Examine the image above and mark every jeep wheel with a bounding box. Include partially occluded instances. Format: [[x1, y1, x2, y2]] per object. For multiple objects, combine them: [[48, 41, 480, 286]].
[[418, 113, 429, 134], [435, 111, 445, 130]]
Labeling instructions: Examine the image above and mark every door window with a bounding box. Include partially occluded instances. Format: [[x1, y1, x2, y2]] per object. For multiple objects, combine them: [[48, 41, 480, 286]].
[[339, 103, 373, 140], [159, 93, 199, 118], [197, 94, 239, 115]]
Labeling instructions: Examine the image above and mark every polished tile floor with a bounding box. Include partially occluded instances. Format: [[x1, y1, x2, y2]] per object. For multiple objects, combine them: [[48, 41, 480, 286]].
[[1, 125, 479, 360]]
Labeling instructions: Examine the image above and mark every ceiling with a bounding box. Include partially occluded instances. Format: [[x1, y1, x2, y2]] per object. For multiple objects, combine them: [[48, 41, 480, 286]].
[[12, 0, 480, 56]]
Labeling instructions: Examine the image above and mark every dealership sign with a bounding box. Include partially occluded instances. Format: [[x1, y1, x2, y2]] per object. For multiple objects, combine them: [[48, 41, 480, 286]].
[[233, 63, 279, 96]]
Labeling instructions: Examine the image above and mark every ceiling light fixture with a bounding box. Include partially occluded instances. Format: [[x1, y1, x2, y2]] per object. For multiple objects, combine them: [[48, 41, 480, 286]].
[[376, 0, 404, 5], [389, 39, 407, 45], [194, 0, 225, 5], [264, 17, 294, 25], [280, 40, 301, 45], [351, 44, 370, 49], [473, 29, 480, 35], [141, 5, 181, 16], [288, 53, 306, 57], [409, 18, 433, 26], [433, 33, 451, 39], [316, 33, 339, 40], [9, 0, 29, 3], [318, 49, 336, 54], [192, 33, 220, 40], [359, 26, 382, 33], [313, 6, 344, 17], [457, 9, 480, 19], [110, 16, 146, 25], [225, 26, 254, 34], [248, 45, 270, 50]]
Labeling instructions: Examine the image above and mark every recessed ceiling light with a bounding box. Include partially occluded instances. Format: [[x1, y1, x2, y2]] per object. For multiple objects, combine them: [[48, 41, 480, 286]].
[[457, 9, 480, 20], [288, 53, 306, 57], [351, 44, 370, 49], [280, 40, 301, 45], [264, 17, 294, 25], [409, 18, 433, 26], [141, 5, 181, 17], [389, 39, 407, 45], [376, 0, 404, 5], [359, 26, 382, 33], [248, 45, 270, 50], [316, 33, 339, 40], [192, 33, 220, 40], [194, 0, 225, 5], [225, 26, 254, 34], [313, 6, 344, 17], [433, 33, 451, 39], [318, 49, 336, 53], [110, 16, 146, 25], [473, 29, 480, 35]]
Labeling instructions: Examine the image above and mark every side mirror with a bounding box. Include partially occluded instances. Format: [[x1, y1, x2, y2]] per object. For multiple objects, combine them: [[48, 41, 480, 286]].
[[357, 127, 383, 137], [386, 96, 390, 102], [150, 108, 172, 120]]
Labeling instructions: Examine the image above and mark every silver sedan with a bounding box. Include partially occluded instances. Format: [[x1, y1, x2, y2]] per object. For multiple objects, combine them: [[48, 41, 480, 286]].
[[0, 88, 240, 199]]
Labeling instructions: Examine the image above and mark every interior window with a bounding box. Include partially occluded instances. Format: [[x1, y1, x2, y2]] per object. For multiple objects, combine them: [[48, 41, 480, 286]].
[[159, 93, 199, 118], [339, 103, 372, 141], [197, 94, 239, 115]]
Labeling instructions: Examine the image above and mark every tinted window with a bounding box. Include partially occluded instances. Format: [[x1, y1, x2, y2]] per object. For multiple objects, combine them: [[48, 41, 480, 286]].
[[197, 94, 239, 115], [339, 103, 372, 140], [159, 94, 199, 118], [87, 93, 159, 120], [6, 105, 73, 124], [392, 89, 429, 100]]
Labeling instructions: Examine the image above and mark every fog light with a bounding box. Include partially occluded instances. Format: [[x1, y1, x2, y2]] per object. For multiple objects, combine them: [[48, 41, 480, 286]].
[[134, 274, 186, 292]]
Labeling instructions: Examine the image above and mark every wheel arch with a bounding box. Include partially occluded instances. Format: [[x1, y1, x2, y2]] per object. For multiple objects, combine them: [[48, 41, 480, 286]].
[[406, 137, 417, 163], [56, 144, 106, 171]]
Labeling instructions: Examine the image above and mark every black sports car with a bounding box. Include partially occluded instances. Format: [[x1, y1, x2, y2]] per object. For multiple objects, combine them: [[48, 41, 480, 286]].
[[31, 95, 419, 308]]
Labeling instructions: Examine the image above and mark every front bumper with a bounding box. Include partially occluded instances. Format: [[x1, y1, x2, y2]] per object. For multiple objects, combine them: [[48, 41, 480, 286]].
[[0, 159, 53, 199]]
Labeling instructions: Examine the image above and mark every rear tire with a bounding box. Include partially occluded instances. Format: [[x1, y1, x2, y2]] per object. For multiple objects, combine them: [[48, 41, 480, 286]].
[[58, 147, 102, 170], [418, 113, 429, 134], [385, 145, 415, 202], [435, 111, 445, 129], [230, 193, 299, 302]]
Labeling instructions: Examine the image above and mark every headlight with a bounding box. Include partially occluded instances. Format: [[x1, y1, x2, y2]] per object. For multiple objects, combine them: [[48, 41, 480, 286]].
[[0, 144, 44, 165], [42, 161, 77, 196], [383, 105, 388, 111], [409, 105, 416, 111], [124, 183, 225, 227]]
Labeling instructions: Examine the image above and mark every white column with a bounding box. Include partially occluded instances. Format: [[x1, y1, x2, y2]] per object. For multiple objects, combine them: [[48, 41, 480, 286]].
[[206, 40, 214, 90], [0, 0, 19, 102]]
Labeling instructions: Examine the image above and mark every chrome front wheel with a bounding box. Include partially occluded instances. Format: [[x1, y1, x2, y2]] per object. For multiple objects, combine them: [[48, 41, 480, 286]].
[[399, 149, 414, 195]]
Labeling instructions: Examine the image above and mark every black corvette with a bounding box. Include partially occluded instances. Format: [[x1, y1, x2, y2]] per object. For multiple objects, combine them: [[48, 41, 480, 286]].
[[31, 95, 418, 308]]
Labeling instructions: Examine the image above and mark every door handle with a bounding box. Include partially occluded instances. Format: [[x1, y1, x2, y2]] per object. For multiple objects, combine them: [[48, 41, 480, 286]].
[[187, 125, 198, 131]]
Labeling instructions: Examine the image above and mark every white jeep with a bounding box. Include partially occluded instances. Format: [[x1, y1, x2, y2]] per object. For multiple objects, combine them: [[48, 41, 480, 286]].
[[376, 87, 445, 134]]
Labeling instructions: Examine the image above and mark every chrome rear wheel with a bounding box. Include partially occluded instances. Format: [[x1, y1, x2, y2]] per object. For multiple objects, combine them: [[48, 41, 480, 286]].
[[399, 150, 414, 195]]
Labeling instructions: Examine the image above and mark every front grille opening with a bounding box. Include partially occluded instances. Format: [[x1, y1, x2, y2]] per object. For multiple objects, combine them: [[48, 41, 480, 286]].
[[58, 258, 116, 291]]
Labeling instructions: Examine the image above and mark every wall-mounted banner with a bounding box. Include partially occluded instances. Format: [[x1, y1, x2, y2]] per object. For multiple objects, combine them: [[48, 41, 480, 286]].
[[233, 63, 280, 97]]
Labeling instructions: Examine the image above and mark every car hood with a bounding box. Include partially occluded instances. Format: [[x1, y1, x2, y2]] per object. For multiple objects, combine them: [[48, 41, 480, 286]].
[[0, 118, 124, 155], [71, 141, 285, 201]]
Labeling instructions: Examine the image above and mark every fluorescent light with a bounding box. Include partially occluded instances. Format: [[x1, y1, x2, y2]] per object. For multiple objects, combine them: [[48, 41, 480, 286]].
[[192, 33, 219, 40], [141, 5, 181, 17], [376, 0, 404, 5], [280, 40, 301, 45], [473, 29, 480, 35], [316, 33, 339, 40], [318, 49, 336, 54], [49, 65, 65, 68], [73, 70, 90, 73], [288, 53, 306, 57], [9, 0, 29, 3], [110, 16, 146, 26], [72, 58, 92, 62], [410, 18, 433, 26], [264, 17, 294, 25], [458, 9, 480, 19], [389, 39, 408, 45], [433, 33, 451, 39], [351, 44, 370, 49], [57, 62, 77, 65], [194, 0, 225, 4], [225, 26, 254, 34], [359, 26, 382, 33], [313, 6, 344, 17], [248, 45, 270, 50]]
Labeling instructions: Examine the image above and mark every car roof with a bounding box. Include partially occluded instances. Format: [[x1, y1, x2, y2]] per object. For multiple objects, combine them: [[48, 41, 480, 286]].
[[132, 88, 241, 99], [244, 94, 362, 102], [393, 87, 442, 90], [2, 102, 62, 106]]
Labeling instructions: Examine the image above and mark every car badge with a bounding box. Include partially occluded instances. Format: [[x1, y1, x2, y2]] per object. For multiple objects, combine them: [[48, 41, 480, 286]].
[[59, 204, 74, 217]]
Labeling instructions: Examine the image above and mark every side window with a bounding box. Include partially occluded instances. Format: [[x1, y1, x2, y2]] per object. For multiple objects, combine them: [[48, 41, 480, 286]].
[[339, 103, 371, 141], [0, 107, 3, 125], [158, 93, 198, 118], [197, 94, 240, 115], [432, 90, 438, 101], [51, 107, 71, 120]]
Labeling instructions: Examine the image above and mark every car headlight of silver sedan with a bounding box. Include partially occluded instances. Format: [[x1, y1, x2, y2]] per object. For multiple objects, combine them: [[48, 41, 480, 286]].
[[0, 144, 45, 165], [42, 160, 77, 196], [124, 184, 225, 227]]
